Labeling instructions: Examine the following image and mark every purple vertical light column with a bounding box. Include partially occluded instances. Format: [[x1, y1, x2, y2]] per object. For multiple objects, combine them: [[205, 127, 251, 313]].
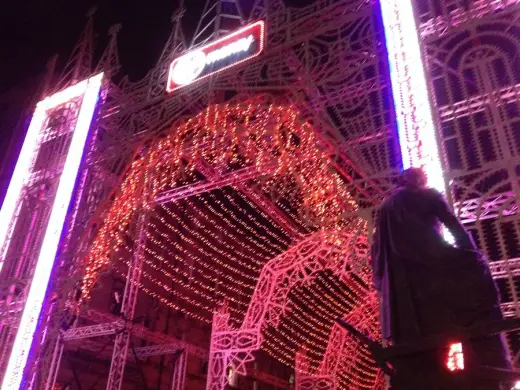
[[379, 0, 445, 193], [0, 73, 103, 390]]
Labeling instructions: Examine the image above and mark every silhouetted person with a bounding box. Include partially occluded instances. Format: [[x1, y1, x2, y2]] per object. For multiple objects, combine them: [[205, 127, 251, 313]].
[[371, 168, 510, 389]]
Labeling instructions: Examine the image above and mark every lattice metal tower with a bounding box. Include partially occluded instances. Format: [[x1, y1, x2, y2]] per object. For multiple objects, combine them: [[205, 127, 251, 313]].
[[0, 1, 519, 389]]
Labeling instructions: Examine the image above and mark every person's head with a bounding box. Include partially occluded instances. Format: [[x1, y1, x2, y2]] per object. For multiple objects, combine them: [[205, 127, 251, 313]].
[[397, 167, 427, 189]]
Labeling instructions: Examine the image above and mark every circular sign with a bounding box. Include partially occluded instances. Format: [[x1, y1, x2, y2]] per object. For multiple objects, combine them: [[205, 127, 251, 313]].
[[170, 50, 207, 86]]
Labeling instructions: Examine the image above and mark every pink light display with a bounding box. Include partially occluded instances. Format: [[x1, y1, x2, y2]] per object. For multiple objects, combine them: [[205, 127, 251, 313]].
[[0, 73, 103, 390], [379, 0, 445, 193]]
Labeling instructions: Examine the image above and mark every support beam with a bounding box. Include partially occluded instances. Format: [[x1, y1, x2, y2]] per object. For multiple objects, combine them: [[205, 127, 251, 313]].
[[154, 164, 275, 205], [80, 310, 208, 359], [106, 211, 149, 390], [133, 343, 183, 359], [130, 324, 208, 359], [419, 0, 520, 39], [43, 337, 64, 390], [197, 159, 304, 238], [63, 321, 123, 341], [237, 183, 304, 237], [500, 302, 519, 318], [455, 191, 517, 224], [489, 258, 520, 279], [171, 350, 187, 390], [438, 84, 520, 122]]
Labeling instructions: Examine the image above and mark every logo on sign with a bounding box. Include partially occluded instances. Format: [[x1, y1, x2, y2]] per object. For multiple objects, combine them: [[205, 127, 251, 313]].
[[167, 21, 265, 92], [169, 51, 207, 86]]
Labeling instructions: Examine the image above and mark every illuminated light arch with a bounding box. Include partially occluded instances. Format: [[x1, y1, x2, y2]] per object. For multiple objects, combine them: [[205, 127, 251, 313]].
[[80, 94, 364, 303], [295, 291, 382, 389], [206, 229, 375, 390], [78, 94, 379, 389], [241, 230, 370, 331]]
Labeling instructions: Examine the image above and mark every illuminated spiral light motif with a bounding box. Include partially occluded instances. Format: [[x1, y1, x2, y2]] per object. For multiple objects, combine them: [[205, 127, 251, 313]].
[[79, 95, 381, 388]]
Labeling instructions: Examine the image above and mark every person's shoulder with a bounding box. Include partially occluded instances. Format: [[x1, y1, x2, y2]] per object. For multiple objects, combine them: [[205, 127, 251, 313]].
[[380, 188, 407, 210], [382, 189, 400, 204], [387, 187, 441, 201], [422, 187, 444, 199]]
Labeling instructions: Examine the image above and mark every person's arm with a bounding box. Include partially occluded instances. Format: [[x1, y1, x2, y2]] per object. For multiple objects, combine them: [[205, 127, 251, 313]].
[[430, 190, 475, 250]]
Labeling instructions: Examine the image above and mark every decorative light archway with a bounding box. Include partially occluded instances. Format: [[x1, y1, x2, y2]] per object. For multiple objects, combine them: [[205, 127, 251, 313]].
[[206, 229, 376, 390], [81, 94, 364, 301], [295, 290, 383, 389], [78, 94, 379, 389]]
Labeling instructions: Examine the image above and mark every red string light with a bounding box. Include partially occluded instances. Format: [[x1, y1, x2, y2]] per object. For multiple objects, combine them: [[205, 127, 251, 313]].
[[78, 97, 377, 388]]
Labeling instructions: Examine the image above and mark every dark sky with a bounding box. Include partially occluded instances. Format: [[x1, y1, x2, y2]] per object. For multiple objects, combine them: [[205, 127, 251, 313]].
[[0, 0, 311, 91], [0, 0, 211, 91], [0, 0, 317, 91], [0, 0, 311, 199]]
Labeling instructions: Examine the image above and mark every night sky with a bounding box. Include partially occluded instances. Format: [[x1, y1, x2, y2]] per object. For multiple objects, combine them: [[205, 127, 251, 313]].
[[0, 0, 208, 91], [0, 0, 206, 201], [0, 0, 311, 91], [0, 0, 226, 196], [0, 0, 310, 200]]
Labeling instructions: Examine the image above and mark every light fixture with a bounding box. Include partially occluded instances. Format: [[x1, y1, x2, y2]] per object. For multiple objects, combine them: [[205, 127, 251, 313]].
[[167, 21, 265, 92], [446, 342, 465, 372]]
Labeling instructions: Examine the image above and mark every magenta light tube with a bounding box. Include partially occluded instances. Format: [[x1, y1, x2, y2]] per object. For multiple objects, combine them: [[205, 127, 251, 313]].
[[379, 0, 445, 193], [0, 107, 46, 273], [0, 73, 103, 390], [0, 79, 96, 271]]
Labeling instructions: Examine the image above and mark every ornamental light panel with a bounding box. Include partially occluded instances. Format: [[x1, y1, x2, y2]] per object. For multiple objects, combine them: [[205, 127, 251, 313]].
[[0, 73, 103, 390], [379, 0, 445, 193], [167, 21, 265, 92], [446, 342, 465, 372]]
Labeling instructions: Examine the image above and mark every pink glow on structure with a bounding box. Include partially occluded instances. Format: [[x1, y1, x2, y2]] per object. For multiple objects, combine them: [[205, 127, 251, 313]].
[[0, 73, 103, 390], [379, 0, 445, 194], [446, 342, 464, 372]]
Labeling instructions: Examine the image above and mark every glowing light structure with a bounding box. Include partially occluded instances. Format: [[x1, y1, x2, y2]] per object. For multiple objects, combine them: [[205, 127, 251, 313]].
[[12, 0, 520, 388], [70, 97, 380, 390], [295, 291, 383, 389], [17, 3, 397, 388], [379, 0, 444, 193], [446, 342, 464, 372], [0, 73, 103, 390]]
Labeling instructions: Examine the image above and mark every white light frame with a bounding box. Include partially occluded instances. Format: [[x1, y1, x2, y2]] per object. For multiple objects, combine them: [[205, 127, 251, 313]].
[[0, 73, 103, 390], [379, 0, 445, 194]]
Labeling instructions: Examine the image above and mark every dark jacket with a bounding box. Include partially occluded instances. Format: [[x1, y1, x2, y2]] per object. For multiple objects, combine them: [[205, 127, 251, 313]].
[[371, 187, 501, 343]]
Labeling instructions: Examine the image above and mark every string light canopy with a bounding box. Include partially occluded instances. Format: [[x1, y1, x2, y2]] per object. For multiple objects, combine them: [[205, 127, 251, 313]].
[[78, 94, 380, 388]]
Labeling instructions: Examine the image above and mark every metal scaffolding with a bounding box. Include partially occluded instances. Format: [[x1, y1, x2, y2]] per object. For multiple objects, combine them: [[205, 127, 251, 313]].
[[1, 0, 520, 389]]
